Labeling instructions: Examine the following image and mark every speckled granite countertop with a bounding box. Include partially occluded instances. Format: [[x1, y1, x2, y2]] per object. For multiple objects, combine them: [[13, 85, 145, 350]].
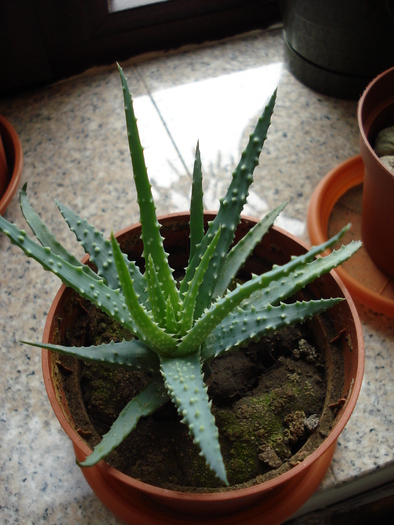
[[0, 28, 393, 524]]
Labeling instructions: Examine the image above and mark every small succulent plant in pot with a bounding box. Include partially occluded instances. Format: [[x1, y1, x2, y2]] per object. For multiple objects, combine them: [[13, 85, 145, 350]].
[[0, 65, 361, 491]]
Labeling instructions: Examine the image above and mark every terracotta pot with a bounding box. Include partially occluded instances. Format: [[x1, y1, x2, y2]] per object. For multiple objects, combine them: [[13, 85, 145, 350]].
[[0, 115, 23, 215], [358, 66, 394, 279], [42, 213, 364, 525]]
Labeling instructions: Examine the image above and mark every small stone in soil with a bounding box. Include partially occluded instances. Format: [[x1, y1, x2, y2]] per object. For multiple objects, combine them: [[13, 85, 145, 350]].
[[258, 444, 283, 469], [304, 414, 320, 433]]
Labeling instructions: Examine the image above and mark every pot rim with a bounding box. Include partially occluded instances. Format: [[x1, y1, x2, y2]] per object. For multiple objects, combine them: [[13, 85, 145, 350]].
[[0, 114, 23, 215], [42, 212, 364, 503], [357, 65, 394, 181]]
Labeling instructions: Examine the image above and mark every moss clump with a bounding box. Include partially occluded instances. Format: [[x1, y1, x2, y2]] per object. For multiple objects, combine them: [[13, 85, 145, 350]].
[[213, 380, 312, 485]]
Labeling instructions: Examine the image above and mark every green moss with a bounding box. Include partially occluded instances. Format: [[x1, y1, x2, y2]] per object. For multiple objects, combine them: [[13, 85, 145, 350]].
[[213, 384, 305, 484], [227, 441, 258, 481], [268, 433, 291, 460], [89, 378, 113, 402]]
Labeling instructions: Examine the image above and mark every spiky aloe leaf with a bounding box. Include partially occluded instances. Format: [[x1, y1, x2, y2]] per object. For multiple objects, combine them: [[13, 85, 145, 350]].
[[0, 215, 141, 336], [201, 298, 342, 361], [165, 297, 178, 334], [56, 200, 148, 299], [178, 230, 361, 356], [189, 141, 204, 262], [111, 232, 177, 355], [240, 228, 361, 313], [145, 254, 168, 327], [179, 228, 221, 334], [78, 377, 169, 467], [160, 352, 228, 485], [178, 278, 272, 357], [19, 184, 99, 282], [181, 90, 277, 319], [118, 64, 180, 315], [24, 339, 160, 372], [213, 201, 288, 297], [252, 245, 359, 311]]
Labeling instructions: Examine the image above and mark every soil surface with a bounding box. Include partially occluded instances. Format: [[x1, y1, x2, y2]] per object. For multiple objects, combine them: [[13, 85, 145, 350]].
[[55, 295, 344, 493]]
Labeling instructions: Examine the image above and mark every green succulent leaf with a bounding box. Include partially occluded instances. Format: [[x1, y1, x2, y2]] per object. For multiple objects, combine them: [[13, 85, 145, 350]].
[[19, 184, 99, 281], [78, 377, 169, 467], [165, 296, 178, 334], [201, 298, 343, 361], [179, 227, 221, 334], [213, 201, 288, 297], [56, 200, 148, 300], [178, 227, 360, 357], [0, 215, 140, 336], [242, 229, 361, 312], [24, 338, 160, 372], [160, 352, 228, 485], [189, 141, 204, 262], [178, 278, 268, 356], [145, 253, 168, 328], [111, 232, 178, 355], [181, 89, 277, 319], [118, 64, 181, 315]]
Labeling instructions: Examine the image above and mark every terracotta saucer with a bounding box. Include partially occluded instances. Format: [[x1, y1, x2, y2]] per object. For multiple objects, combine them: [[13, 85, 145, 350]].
[[308, 155, 394, 317]]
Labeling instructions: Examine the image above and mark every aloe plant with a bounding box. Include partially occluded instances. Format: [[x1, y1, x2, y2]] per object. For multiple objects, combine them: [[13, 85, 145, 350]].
[[0, 64, 361, 486]]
